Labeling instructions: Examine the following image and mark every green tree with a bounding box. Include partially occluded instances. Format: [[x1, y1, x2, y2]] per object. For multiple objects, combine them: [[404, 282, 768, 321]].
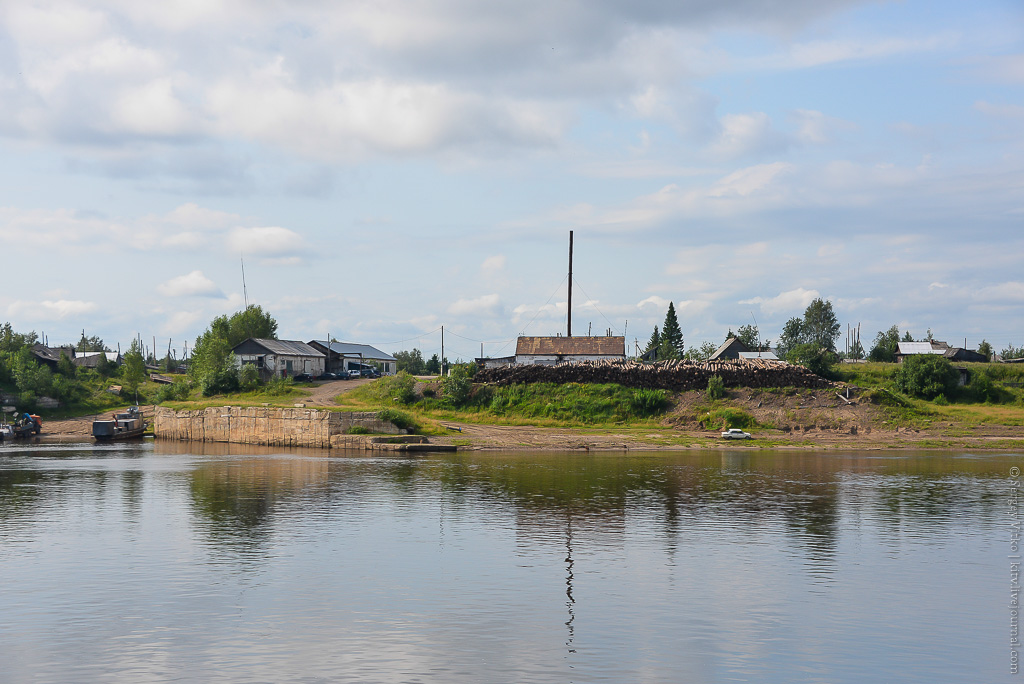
[[776, 317, 806, 359], [95, 352, 113, 377], [660, 303, 683, 359], [645, 326, 661, 355], [11, 347, 52, 402], [684, 341, 718, 362], [76, 331, 107, 352], [869, 325, 901, 362], [225, 305, 278, 345], [902, 331, 915, 343], [1001, 344, 1024, 360], [733, 324, 760, 350], [786, 343, 837, 378], [122, 339, 146, 399], [706, 375, 726, 400], [440, 363, 474, 406], [0, 322, 36, 353], [802, 298, 841, 352], [977, 340, 993, 361], [894, 355, 959, 399], [425, 353, 440, 375], [394, 349, 427, 375], [57, 352, 76, 378]]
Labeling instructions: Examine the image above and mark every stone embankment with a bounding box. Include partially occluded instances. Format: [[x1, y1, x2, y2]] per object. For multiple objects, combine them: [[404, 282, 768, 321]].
[[153, 406, 440, 451], [475, 358, 832, 390]]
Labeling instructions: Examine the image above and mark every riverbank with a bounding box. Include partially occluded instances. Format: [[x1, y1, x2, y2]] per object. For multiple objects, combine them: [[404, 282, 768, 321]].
[[31, 408, 1024, 451]]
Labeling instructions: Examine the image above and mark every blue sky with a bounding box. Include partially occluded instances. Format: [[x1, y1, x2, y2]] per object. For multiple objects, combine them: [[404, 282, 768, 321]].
[[0, 0, 1021, 362]]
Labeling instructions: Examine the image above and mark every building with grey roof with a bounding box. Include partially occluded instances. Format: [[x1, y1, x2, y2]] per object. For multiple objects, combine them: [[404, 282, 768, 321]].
[[308, 340, 397, 375]]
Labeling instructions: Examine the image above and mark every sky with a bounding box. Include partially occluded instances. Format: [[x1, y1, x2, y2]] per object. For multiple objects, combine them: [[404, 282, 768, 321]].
[[0, 0, 1022, 362]]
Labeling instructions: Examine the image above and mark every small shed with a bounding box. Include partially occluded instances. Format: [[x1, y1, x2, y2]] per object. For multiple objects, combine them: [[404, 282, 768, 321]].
[[233, 339, 325, 379], [514, 336, 626, 366]]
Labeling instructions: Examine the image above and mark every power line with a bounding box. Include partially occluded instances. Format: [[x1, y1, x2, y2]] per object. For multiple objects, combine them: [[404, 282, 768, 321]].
[[571, 277, 620, 336]]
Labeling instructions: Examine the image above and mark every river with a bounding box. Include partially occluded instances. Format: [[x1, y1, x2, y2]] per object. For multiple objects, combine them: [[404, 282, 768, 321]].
[[0, 441, 1018, 683]]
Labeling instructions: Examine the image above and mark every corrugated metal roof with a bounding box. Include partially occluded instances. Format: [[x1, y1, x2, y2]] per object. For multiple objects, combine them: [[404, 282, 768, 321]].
[[515, 336, 625, 356], [310, 340, 396, 362], [898, 342, 945, 355], [738, 351, 779, 361], [238, 338, 324, 357]]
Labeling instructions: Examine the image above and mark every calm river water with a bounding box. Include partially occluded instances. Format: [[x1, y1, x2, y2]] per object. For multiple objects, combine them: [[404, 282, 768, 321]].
[[0, 440, 1019, 683]]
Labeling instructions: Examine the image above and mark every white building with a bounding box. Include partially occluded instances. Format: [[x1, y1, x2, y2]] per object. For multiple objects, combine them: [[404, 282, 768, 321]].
[[232, 338, 325, 379]]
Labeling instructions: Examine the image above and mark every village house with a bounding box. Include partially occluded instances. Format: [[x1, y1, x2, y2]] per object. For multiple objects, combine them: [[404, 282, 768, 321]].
[[308, 340, 397, 375], [896, 341, 988, 364], [73, 351, 122, 369], [232, 338, 325, 380], [513, 335, 626, 366]]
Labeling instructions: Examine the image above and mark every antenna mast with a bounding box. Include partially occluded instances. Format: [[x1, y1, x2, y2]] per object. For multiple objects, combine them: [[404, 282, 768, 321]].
[[241, 254, 249, 309]]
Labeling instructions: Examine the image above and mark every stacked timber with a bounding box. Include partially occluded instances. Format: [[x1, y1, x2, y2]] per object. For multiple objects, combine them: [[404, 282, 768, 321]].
[[474, 359, 831, 391]]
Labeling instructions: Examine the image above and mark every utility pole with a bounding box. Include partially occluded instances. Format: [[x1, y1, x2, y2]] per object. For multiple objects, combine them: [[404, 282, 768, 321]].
[[441, 326, 445, 376], [567, 230, 573, 338]]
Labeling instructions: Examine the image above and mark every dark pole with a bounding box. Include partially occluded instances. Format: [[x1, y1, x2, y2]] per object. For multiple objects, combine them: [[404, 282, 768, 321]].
[[567, 231, 573, 337]]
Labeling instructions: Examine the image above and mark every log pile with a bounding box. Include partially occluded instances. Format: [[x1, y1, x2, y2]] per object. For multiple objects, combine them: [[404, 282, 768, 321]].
[[475, 358, 832, 391]]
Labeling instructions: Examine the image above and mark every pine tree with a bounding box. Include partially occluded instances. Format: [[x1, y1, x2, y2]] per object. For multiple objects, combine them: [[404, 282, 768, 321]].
[[645, 326, 661, 354], [661, 302, 684, 358]]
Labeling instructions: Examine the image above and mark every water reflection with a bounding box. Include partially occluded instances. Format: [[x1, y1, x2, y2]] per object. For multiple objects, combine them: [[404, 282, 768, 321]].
[[0, 443, 1017, 684]]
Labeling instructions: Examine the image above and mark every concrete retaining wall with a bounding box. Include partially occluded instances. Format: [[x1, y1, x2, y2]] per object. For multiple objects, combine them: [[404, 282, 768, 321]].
[[154, 406, 403, 448]]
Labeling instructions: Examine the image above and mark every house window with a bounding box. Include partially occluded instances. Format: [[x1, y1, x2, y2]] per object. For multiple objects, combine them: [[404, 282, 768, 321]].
[[286, 360, 293, 372]]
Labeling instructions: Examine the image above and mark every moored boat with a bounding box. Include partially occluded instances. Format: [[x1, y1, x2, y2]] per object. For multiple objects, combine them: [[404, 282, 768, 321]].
[[93, 406, 147, 441]]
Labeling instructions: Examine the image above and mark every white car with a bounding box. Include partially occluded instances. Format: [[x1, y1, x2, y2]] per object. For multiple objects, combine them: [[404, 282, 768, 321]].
[[721, 428, 752, 440]]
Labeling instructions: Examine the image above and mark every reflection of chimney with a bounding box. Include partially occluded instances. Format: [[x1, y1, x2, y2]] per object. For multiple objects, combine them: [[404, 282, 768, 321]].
[[565, 513, 576, 654]]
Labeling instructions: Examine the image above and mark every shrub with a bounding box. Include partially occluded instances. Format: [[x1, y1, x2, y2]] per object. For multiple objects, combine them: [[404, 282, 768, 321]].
[[238, 364, 260, 392], [440, 364, 474, 407], [157, 381, 192, 402], [787, 343, 837, 378], [375, 372, 417, 405], [707, 375, 726, 400], [703, 407, 756, 430], [377, 408, 418, 432], [894, 355, 959, 399], [345, 426, 371, 435], [629, 388, 668, 416], [201, 366, 240, 396]]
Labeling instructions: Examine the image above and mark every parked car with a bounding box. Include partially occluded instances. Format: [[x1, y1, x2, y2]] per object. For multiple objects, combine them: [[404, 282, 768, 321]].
[[293, 373, 314, 382], [348, 369, 361, 379], [721, 428, 752, 440], [316, 372, 339, 381]]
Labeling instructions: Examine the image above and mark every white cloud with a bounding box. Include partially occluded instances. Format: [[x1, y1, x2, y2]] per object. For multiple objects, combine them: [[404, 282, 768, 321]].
[[481, 255, 506, 276], [7, 299, 97, 320], [637, 295, 671, 310], [711, 112, 788, 159], [157, 271, 222, 298], [756, 34, 955, 70], [226, 226, 307, 256], [448, 293, 503, 317], [740, 288, 820, 316]]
